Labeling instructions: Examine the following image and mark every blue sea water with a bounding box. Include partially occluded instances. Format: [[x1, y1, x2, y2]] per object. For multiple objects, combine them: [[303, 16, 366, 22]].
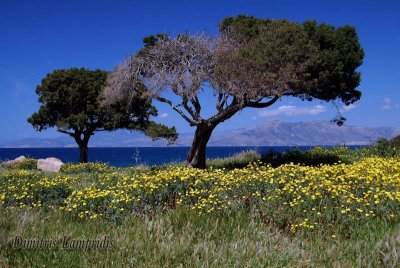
[[0, 146, 362, 167]]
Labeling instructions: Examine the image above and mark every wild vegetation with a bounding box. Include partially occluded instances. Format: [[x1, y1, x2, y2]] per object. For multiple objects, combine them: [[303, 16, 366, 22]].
[[1, 141, 400, 267], [103, 15, 364, 168], [28, 68, 177, 163], [3, 12, 396, 267]]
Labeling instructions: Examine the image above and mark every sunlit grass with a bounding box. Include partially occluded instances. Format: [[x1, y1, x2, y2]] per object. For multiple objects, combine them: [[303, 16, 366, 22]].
[[0, 208, 398, 267]]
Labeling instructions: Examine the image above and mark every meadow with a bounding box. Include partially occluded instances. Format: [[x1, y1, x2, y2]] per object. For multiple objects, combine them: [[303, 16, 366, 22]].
[[1, 139, 400, 267]]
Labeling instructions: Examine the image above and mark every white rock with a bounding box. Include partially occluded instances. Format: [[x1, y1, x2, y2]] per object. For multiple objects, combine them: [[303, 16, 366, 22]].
[[37, 157, 64, 172], [4, 156, 27, 165]]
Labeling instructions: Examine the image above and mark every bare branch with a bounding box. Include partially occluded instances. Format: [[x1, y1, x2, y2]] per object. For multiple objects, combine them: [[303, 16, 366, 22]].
[[209, 97, 242, 124], [154, 96, 197, 125], [181, 97, 199, 121], [191, 96, 202, 115], [102, 25, 317, 129]]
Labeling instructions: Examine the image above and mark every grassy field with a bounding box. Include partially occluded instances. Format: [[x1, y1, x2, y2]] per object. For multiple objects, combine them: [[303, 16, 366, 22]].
[[1, 141, 400, 267], [1, 208, 399, 267]]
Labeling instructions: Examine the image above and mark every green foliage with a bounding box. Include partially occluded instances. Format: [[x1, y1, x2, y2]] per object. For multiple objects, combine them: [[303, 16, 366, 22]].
[[261, 140, 400, 168], [216, 19, 319, 100], [261, 146, 366, 167], [60, 162, 113, 174], [367, 138, 400, 157], [219, 14, 272, 39], [149, 150, 262, 171], [220, 15, 364, 106], [207, 150, 261, 170], [303, 20, 365, 105], [144, 122, 178, 144], [262, 147, 344, 167], [27, 68, 177, 162], [0, 170, 71, 207], [142, 33, 169, 48], [27, 68, 164, 133], [7, 158, 38, 170]]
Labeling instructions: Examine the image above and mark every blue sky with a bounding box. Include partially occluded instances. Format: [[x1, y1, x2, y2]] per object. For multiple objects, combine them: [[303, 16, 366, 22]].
[[0, 0, 399, 142]]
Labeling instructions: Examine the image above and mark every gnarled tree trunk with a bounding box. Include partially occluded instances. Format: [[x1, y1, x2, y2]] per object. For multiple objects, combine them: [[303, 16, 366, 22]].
[[73, 133, 91, 163], [187, 123, 215, 169], [79, 144, 89, 163]]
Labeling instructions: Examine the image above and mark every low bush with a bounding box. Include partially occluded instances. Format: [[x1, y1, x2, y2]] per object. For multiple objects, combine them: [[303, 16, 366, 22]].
[[6, 158, 38, 170], [261, 147, 345, 167], [61, 162, 113, 174], [207, 150, 261, 170], [261, 138, 400, 167], [367, 138, 400, 158]]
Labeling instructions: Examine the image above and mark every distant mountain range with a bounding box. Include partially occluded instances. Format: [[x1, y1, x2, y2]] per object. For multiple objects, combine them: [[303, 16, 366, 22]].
[[206, 121, 400, 146], [1, 120, 399, 148]]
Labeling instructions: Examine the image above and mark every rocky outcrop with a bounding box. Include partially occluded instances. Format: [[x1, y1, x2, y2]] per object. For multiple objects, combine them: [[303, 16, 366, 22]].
[[37, 157, 64, 172]]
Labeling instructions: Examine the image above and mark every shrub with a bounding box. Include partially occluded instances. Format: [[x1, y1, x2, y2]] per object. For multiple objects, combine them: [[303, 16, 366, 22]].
[[207, 150, 261, 170], [61, 162, 113, 174], [261, 147, 345, 167], [367, 138, 400, 157], [0, 171, 74, 207], [7, 158, 38, 170]]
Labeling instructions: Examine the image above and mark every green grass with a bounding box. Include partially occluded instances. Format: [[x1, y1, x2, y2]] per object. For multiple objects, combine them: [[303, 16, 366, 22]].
[[2, 158, 38, 170], [0, 208, 398, 267], [207, 150, 261, 170]]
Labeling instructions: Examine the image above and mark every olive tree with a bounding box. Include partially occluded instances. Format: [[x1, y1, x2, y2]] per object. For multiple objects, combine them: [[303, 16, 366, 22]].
[[103, 16, 364, 168]]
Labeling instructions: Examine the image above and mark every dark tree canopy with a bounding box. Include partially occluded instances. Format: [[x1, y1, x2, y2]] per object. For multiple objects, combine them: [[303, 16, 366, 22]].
[[220, 15, 364, 106], [104, 15, 364, 168], [28, 68, 177, 162]]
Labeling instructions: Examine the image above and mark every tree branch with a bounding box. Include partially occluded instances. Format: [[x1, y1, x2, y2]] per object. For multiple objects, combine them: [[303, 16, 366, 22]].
[[209, 97, 242, 124], [216, 93, 229, 112], [209, 96, 280, 124], [154, 96, 197, 125], [191, 96, 202, 115], [94, 129, 106, 132], [57, 129, 76, 137], [246, 96, 279, 108], [182, 97, 199, 121]]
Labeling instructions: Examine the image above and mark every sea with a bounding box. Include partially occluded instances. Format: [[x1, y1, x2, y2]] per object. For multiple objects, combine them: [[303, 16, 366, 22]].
[[0, 146, 363, 167]]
